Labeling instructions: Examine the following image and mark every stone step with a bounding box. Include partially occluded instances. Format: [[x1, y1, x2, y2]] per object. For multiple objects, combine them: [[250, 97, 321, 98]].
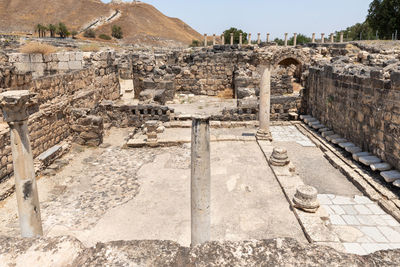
[[370, 162, 392, 172], [359, 156, 382, 166], [345, 146, 362, 154], [331, 138, 348, 145], [381, 170, 400, 183], [352, 152, 371, 161], [318, 128, 330, 133], [326, 134, 341, 142], [339, 142, 355, 149], [393, 179, 400, 188], [300, 115, 312, 120], [322, 131, 335, 137], [304, 117, 317, 123], [308, 120, 320, 126], [312, 124, 325, 130]]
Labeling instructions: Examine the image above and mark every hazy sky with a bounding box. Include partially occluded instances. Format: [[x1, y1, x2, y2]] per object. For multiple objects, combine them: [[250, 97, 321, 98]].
[[101, 0, 372, 39]]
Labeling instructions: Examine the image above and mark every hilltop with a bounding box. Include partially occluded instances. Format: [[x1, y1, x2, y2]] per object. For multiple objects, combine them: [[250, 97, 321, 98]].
[[0, 0, 202, 45]]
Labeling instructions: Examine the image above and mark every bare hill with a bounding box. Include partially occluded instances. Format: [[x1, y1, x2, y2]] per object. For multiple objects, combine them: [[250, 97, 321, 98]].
[[0, 0, 202, 45]]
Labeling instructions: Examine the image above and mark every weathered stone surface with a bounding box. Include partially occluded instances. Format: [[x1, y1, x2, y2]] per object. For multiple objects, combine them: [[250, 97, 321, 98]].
[[371, 163, 392, 172], [3, 236, 398, 266], [0, 236, 85, 267], [381, 170, 400, 183], [359, 156, 382, 166]]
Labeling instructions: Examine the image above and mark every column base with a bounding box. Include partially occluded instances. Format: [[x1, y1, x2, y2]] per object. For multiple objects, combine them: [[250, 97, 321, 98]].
[[256, 129, 273, 141]]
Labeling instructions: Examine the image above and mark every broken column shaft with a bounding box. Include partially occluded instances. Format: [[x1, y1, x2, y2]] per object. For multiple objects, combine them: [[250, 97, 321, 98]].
[[0, 90, 43, 238], [230, 33, 234, 45], [256, 67, 272, 141], [191, 115, 211, 246]]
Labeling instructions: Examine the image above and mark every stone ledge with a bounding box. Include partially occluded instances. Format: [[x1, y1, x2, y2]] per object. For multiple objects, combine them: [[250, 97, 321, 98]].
[[2, 236, 400, 266]]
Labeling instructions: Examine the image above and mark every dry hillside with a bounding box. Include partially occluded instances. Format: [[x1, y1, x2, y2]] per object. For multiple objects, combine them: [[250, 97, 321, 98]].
[[0, 0, 202, 45]]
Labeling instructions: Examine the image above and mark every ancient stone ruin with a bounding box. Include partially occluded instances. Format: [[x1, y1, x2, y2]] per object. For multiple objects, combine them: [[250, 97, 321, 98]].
[[1, 38, 400, 265]]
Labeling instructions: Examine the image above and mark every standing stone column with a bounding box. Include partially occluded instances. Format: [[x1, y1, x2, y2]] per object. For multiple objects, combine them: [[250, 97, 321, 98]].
[[321, 33, 325, 43], [267, 33, 270, 43], [221, 34, 225, 45], [257, 33, 261, 44], [248, 33, 251, 45], [213, 34, 216, 46], [340, 32, 344, 43], [284, 33, 288, 46], [293, 33, 297, 46], [239, 33, 243, 45], [230, 33, 234, 45], [256, 67, 272, 141], [204, 34, 207, 47], [312, 33, 316, 43], [0, 91, 43, 238], [330, 33, 334, 43], [191, 115, 211, 246]]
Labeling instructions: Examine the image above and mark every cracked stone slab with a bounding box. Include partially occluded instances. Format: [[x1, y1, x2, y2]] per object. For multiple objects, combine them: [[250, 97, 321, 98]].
[[300, 114, 312, 120], [345, 146, 362, 154], [381, 170, 400, 183], [319, 128, 331, 133], [332, 138, 348, 145], [353, 152, 371, 161], [322, 131, 335, 137], [304, 117, 318, 123], [359, 156, 382, 166], [370, 163, 392, 172], [339, 142, 355, 149], [312, 124, 325, 130], [308, 120, 320, 126], [326, 134, 341, 142]]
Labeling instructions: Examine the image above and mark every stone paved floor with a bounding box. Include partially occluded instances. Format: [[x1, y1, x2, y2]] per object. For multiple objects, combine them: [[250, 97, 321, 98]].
[[319, 194, 400, 255], [1, 125, 399, 256], [270, 125, 315, 147]]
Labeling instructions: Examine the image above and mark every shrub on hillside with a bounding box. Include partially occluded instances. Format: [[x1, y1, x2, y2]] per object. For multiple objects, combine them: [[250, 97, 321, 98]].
[[190, 39, 200, 47], [84, 29, 96, 38], [20, 42, 57, 55], [111, 25, 123, 39], [99, 34, 112, 40]]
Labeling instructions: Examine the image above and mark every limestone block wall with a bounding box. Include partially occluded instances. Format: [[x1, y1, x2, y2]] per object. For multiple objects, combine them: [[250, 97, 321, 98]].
[[8, 52, 84, 78], [0, 52, 120, 183], [130, 46, 315, 101], [306, 65, 400, 170]]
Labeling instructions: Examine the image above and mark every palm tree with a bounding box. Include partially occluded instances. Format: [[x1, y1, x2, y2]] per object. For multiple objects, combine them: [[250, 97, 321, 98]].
[[48, 24, 57, 38], [35, 24, 43, 38], [40, 25, 47, 38]]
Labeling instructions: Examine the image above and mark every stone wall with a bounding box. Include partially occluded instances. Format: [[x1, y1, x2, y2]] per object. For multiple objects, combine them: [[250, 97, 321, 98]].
[[96, 101, 174, 128], [306, 64, 400, 170], [0, 51, 120, 183], [129, 45, 316, 102]]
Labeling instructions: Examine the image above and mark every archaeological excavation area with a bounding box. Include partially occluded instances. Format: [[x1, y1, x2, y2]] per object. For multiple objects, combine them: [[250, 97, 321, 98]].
[[2, 40, 400, 265]]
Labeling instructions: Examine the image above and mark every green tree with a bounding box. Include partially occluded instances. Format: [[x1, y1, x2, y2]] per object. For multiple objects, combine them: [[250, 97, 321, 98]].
[[336, 21, 376, 41], [48, 24, 57, 38], [71, 31, 78, 39], [57, 22, 70, 38], [367, 0, 400, 39], [35, 24, 47, 38], [288, 34, 311, 45], [273, 38, 284, 46], [223, 27, 247, 44], [111, 25, 123, 39]]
